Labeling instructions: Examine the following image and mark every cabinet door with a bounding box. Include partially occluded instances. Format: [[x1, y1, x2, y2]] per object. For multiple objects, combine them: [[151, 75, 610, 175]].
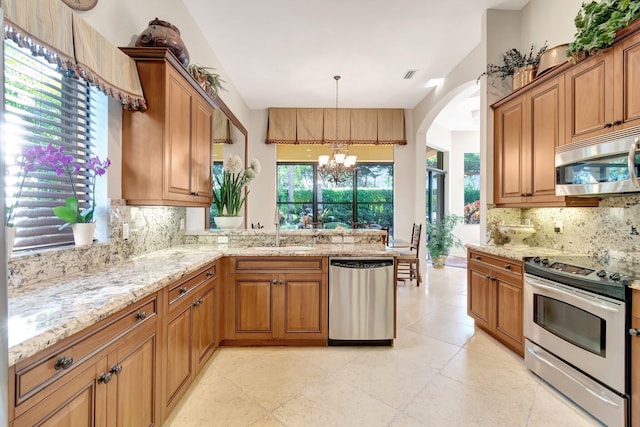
[[165, 67, 195, 202], [194, 281, 217, 372], [614, 31, 640, 130], [528, 77, 566, 203], [191, 97, 214, 203], [494, 276, 523, 356], [467, 264, 493, 331], [278, 273, 327, 340], [109, 326, 158, 427], [165, 304, 193, 408], [494, 96, 526, 204], [229, 274, 276, 340], [13, 357, 108, 427], [565, 51, 614, 143]]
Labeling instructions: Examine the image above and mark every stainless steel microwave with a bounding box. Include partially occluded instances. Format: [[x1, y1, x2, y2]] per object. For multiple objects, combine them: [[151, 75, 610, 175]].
[[555, 136, 640, 196]]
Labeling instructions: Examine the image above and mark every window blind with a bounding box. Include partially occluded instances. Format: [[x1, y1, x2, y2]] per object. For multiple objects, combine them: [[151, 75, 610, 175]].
[[4, 39, 104, 250]]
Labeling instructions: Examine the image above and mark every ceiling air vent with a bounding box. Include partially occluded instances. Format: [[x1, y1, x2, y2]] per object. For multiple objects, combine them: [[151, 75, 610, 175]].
[[402, 69, 418, 80]]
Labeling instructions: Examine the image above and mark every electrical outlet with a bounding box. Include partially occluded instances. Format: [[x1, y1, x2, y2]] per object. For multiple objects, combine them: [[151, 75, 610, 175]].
[[179, 218, 185, 230], [331, 236, 343, 244], [343, 236, 355, 243], [122, 223, 130, 240], [554, 220, 563, 234], [218, 236, 229, 244]]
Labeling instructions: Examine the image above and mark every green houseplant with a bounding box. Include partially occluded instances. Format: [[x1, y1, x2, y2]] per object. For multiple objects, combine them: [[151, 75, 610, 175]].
[[426, 214, 463, 268], [478, 43, 547, 90], [567, 0, 640, 59], [212, 154, 261, 229], [187, 64, 226, 98]]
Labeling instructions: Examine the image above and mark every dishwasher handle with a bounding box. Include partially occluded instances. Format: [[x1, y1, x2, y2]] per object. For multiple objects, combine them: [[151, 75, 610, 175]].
[[330, 258, 394, 269]]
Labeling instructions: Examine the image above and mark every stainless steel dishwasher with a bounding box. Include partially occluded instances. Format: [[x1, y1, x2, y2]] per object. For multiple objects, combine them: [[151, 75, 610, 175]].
[[328, 257, 395, 346]]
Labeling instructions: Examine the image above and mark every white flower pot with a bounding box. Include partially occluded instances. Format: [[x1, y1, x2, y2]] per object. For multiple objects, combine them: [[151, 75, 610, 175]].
[[72, 223, 96, 246], [214, 216, 243, 230]]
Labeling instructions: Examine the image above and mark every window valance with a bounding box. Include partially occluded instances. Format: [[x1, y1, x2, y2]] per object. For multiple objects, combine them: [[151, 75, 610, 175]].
[[3, 0, 146, 110], [266, 107, 406, 145]]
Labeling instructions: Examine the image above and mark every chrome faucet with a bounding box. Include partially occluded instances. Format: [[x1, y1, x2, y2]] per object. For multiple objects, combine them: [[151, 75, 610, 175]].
[[274, 207, 280, 246]]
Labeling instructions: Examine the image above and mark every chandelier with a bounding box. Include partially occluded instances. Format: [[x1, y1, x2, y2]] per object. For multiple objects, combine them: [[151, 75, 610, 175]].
[[318, 75, 356, 184]]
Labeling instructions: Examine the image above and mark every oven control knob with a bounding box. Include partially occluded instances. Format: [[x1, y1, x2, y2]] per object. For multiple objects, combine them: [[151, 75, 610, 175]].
[[609, 272, 621, 281], [541, 258, 549, 266], [533, 256, 541, 263], [596, 270, 607, 278]]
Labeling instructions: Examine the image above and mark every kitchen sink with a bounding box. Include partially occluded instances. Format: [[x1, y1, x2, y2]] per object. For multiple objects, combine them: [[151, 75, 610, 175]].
[[250, 245, 316, 251]]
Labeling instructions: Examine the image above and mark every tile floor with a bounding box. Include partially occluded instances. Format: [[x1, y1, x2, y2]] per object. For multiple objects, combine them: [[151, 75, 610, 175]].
[[164, 265, 601, 427]]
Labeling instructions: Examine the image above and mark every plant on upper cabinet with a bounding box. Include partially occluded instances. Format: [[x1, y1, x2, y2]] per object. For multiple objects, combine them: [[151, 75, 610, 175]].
[[567, 0, 640, 59], [212, 154, 261, 217], [478, 43, 548, 89], [426, 214, 463, 267], [187, 64, 226, 98]]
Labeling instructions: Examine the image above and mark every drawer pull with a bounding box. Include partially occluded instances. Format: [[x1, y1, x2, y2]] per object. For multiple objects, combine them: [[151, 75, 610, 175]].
[[135, 311, 147, 321], [110, 363, 123, 375], [630, 328, 640, 337], [193, 298, 203, 307], [98, 372, 113, 384], [504, 265, 511, 270], [54, 356, 74, 370], [206, 271, 214, 278], [612, 120, 622, 126], [179, 287, 189, 294], [475, 255, 481, 260]]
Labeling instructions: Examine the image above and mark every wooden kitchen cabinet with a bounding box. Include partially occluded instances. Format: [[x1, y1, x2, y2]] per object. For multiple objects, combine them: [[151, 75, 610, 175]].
[[565, 24, 640, 144], [467, 249, 524, 356], [121, 47, 214, 207], [226, 257, 328, 343], [164, 261, 218, 415], [631, 289, 640, 427], [9, 292, 161, 426], [493, 76, 599, 207]]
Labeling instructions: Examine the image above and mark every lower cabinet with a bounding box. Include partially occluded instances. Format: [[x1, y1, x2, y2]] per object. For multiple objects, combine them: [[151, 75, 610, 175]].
[[227, 257, 328, 342], [164, 261, 219, 415], [467, 249, 524, 356], [10, 292, 160, 427], [631, 289, 639, 427]]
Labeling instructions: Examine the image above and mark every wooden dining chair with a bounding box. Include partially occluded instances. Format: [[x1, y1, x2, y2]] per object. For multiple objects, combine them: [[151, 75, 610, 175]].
[[396, 223, 422, 286]]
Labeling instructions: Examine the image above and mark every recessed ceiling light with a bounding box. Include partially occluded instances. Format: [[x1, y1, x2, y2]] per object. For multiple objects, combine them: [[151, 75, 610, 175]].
[[426, 78, 444, 88]]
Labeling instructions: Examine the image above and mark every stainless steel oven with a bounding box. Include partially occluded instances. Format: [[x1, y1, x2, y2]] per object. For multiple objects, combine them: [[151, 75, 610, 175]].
[[523, 256, 634, 427]]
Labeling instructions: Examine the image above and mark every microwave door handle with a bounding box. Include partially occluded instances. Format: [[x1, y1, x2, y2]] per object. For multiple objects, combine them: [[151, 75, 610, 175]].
[[629, 139, 640, 189], [527, 279, 620, 313]]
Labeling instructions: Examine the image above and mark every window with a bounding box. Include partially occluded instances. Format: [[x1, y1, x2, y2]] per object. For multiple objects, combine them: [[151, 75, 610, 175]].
[[463, 153, 480, 224], [426, 149, 445, 224], [4, 39, 107, 251], [276, 162, 393, 231]]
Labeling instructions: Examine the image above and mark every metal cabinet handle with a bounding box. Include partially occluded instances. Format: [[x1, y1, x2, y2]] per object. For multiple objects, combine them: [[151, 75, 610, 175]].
[[54, 356, 74, 370], [193, 298, 203, 307], [628, 140, 640, 189], [630, 328, 640, 337], [271, 279, 278, 285], [475, 255, 481, 260], [206, 271, 214, 278], [612, 120, 622, 126], [179, 287, 189, 294], [135, 311, 147, 321], [110, 363, 123, 375], [504, 264, 511, 270], [603, 122, 613, 128], [98, 372, 113, 384]]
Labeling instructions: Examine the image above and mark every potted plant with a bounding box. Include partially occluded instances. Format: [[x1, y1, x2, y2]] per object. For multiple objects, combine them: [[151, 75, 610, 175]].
[[213, 154, 261, 229], [479, 42, 548, 90], [426, 214, 463, 268], [187, 64, 226, 98], [567, 0, 640, 60]]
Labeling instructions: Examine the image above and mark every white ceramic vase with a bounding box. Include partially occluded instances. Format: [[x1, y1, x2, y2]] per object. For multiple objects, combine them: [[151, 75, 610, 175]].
[[214, 216, 243, 230], [6, 226, 16, 255], [72, 222, 96, 246]]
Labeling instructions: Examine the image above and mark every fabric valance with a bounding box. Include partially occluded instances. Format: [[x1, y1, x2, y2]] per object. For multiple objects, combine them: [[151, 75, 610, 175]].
[[3, 0, 146, 110], [212, 109, 232, 144], [266, 107, 406, 145]]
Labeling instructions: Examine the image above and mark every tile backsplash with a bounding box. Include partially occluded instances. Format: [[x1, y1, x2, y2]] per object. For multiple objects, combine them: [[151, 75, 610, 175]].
[[7, 200, 186, 289], [488, 194, 640, 258]]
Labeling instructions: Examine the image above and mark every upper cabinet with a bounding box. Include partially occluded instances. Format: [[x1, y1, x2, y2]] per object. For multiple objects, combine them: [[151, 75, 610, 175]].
[[121, 48, 214, 207], [565, 28, 640, 144]]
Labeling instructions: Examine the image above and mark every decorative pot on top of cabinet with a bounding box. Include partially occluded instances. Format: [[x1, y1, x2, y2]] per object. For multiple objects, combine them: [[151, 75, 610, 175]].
[[120, 47, 214, 208]]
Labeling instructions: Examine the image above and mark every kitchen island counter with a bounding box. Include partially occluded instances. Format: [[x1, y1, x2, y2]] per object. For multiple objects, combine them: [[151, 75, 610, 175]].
[[8, 243, 395, 366]]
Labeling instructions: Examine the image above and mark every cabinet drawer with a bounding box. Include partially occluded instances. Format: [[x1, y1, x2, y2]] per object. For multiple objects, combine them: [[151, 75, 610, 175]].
[[168, 263, 217, 305], [231, 257, 326, 273], [14, 295, 157, 406], [468, 251, 523, 276]]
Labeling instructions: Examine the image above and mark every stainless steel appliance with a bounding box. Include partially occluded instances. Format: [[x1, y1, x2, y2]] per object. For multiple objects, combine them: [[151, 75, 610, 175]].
[[524, 256, 635, 427], [556, 134, 640, 196], [328, 258, 395, 345]]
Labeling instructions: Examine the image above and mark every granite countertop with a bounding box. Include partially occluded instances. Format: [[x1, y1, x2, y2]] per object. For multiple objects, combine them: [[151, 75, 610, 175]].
[[8, 243, 395, 366], [465, 243, 579, 261]]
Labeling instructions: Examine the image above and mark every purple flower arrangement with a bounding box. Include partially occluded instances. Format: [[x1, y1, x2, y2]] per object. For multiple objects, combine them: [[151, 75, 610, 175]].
[[7, 143, 110, 228]]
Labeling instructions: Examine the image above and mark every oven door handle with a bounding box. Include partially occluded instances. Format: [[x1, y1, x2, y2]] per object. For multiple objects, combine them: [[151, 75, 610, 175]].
[[526, 278, 620, 313], [628, 139, 640, 189], [527, 345, 622, 407]]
